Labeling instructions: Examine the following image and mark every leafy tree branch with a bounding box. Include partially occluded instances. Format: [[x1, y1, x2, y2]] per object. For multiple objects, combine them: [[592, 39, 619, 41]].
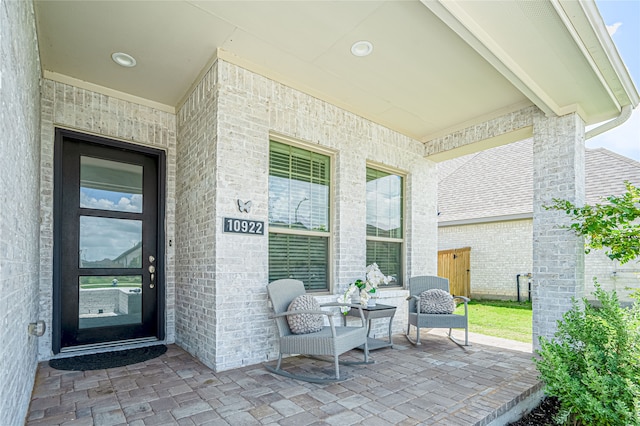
[[545, 181, 640, 264]]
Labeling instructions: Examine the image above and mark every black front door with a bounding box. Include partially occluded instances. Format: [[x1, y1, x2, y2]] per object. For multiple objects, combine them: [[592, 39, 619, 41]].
[[54, 129, 165, 352]]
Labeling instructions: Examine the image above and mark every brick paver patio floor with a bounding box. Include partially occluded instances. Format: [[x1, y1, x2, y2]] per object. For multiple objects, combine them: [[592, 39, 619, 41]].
[[26, 331, 540, 425]]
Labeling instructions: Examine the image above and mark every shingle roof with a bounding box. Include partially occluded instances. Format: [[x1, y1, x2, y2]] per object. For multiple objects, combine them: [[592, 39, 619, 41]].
[[437, 140, 640, 224], [585, 148, 640, 204]]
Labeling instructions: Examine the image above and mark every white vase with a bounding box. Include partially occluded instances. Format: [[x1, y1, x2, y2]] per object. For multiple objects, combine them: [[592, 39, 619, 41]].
[[367, 298, 376, 307]]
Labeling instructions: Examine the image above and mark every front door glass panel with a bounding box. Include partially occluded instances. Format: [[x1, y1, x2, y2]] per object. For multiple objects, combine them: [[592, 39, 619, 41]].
[[79, 216, 142, 268], [78, 275, 143, 329], [80, 156, 143, 213]]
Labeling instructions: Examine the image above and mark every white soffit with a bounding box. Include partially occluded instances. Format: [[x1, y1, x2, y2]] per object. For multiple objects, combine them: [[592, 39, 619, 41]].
[[423, 0, 635, 125], [35, 0, 236, 108], [33, 0, 529, 140], [201, 0, 528, 139], [33, 0, 635, 142]]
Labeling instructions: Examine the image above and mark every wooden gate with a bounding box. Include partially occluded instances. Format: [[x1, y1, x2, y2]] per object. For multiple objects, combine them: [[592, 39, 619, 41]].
[[437, 247, 471, 298]]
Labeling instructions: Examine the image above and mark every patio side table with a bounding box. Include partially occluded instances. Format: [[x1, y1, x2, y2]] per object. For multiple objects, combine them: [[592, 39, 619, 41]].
[[343, 303, 396, 351]]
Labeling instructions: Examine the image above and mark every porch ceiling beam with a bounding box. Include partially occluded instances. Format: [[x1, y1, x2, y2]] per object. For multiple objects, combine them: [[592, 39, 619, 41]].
[[424, 106, 538, 162]]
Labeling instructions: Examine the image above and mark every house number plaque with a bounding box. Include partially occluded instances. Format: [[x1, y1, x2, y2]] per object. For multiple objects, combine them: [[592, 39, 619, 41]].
[[223, 217, 264, 235]]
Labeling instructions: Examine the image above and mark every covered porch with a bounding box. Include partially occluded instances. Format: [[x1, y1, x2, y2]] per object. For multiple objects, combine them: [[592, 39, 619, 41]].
[[2, 1, 638, 425], [27, 332, 537, 426]]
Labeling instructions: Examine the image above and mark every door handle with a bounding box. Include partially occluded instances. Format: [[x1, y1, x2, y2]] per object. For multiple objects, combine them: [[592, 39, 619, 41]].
[[149, 259, 156, 288]]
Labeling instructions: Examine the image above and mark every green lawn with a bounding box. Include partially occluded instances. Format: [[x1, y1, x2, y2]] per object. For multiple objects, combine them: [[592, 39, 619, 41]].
[[80, 283, 142, 289], [79, 276, 142, 289], [455, 299, 533, 343]]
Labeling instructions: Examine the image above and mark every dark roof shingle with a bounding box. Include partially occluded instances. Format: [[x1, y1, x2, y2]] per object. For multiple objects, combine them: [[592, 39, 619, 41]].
[[437, 140, 640, 223]]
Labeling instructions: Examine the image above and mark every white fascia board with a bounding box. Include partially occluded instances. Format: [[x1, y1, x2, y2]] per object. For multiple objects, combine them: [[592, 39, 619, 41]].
[[557, 0, 639, 108], [423, 0, 638, 121]]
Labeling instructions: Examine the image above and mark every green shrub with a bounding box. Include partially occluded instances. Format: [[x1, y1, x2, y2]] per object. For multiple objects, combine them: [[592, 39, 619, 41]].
[[535, 282, 640, 425]]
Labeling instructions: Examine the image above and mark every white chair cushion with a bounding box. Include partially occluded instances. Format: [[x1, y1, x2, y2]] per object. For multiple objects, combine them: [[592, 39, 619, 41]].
[[287, 295, 323, 334], [419, 289, 456, 314]]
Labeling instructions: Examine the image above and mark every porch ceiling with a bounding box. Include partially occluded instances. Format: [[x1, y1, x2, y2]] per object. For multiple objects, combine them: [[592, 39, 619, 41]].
[[33, 0, 638, 143]]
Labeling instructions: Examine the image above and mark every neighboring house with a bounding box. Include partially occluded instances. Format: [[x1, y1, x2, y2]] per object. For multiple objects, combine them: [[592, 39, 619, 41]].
[[2, 1, 638, 424], [112, 241, 143, 268], [438, 139, 640, 302]]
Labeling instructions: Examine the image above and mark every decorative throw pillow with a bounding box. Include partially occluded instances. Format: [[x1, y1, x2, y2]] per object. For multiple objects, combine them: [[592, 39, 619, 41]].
[[287, 295, 323, 334], [419, 289, 456, 314]]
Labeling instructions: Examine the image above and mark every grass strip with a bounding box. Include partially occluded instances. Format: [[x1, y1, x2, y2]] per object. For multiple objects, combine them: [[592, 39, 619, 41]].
[[455, 300, 532, 343]]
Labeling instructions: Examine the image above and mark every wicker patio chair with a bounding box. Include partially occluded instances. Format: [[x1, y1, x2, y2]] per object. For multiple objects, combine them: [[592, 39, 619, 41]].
[[266, 279, 370, 383], [406, 275, 470, 346]]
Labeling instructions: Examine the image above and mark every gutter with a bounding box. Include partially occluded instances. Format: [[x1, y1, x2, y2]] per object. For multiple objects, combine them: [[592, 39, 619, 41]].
[[554, 1, 638, 141], [575, 0, 640, 107], [585, 104, 634, 140]]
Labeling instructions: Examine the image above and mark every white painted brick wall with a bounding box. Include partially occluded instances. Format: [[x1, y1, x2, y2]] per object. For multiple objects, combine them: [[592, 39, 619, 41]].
[[532, 112, 586, 347], [584, 250, 640, 302], [439, 220, 533, 300], [39, 81, 178, 359], [431, 107, 589, 347], [176, 60, 437, 371], [440, 220, 639, 303], [0, 0, 41, 423], [174, 66, 219, 367], [425, 106, 536, 157]]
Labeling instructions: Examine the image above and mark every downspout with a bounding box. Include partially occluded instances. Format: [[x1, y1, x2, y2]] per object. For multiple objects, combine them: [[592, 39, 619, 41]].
[[585, 104, 633, 139]]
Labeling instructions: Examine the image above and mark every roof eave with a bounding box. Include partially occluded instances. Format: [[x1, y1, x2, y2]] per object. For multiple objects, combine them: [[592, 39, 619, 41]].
[[424, 0, 639, 127], [556, 0, 640, 109], [421, 0, 558, 118]]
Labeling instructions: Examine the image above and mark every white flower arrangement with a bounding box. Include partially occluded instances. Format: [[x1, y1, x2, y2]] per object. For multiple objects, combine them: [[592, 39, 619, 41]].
[[338, 263, 392, 314], [337, 284, 358, 314]]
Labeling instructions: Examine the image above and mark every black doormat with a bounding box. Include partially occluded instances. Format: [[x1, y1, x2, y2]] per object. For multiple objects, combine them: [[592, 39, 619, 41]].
[[49, 345, 167, 371]]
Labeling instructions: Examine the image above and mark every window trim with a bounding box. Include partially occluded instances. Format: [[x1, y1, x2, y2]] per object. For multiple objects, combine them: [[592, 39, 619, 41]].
[[270, 131, 336, 157], [269, 227, 330, 239], [268, 133, 335, 293], [365, 162, 406, 288]]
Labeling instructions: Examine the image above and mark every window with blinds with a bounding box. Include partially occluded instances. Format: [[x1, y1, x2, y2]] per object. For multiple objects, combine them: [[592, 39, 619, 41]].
[[268, 141, 331, 291], [366, 167, 403, 287]]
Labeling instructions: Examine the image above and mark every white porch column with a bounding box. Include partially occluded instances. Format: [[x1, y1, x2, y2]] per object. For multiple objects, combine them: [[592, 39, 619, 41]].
[[532, 112, 586, 348]]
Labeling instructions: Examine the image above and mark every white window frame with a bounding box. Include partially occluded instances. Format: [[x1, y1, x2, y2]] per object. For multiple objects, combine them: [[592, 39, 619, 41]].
[[268, 134, 335, 293], [365, 162, 405, 288]]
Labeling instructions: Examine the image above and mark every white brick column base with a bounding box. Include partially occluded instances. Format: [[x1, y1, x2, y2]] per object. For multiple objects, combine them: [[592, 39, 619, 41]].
[[532, 112, 585, 348]]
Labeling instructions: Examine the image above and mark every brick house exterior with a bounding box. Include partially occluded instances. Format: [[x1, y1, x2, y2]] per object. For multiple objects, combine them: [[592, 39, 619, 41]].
[[1, 1, 638, 424], [438, 139, 640, 302]]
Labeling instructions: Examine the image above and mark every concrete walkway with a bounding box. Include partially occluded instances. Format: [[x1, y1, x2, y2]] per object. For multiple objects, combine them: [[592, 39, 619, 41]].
[[26, 332, 539, 425]]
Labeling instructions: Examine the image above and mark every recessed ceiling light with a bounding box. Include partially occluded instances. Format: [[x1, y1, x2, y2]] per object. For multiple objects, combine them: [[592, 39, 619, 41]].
[[351, 40, 373, 57], [111, 52, 137, 68]]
